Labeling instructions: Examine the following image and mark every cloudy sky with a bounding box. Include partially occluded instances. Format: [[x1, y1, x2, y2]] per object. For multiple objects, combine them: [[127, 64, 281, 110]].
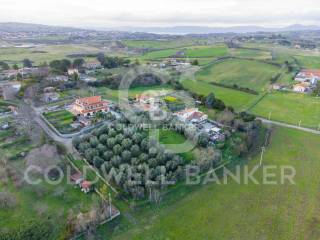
[[0, 0, 319, 28]]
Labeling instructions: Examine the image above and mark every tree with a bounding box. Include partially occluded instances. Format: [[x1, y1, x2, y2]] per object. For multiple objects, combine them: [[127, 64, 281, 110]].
[[0, 61, 9, 70], [73, 58, 84, 68], [205, 93, 215, 108], [313, 81, 320, 96], [22, 58, 32, 68], [121, 150, 131, 163], [191, 59, 199, 66], [103, 151, 113, 161], [197, 132, 210, 147], [97, 52, 105, 65], [93, 156, 104, 169], [12, 64, 19, 70], [131, 144, 141, 157]]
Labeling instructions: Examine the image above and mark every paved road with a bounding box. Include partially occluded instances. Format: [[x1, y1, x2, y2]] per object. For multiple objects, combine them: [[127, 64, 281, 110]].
[[257, 117, 320, 135]]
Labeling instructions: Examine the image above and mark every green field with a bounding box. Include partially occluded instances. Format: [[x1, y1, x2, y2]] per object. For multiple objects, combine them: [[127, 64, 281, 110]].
[[0, 177, 95, 233], [196, 58, 283, 92], [43, 110, 75, 133], [251, 91, 320, 129], [229, 48, 272, 60], [102, 127, 320, 239], [140, 44, 228, 60], [294, 55, 320, 69], [182, 79, 258, 111], [0, 44, 101, 65], [122, 40, 199, 49], [184, 45, 229, 58]]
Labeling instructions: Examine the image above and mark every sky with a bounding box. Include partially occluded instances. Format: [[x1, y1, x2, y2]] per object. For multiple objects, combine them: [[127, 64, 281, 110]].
[[0, 0, 320, 28]]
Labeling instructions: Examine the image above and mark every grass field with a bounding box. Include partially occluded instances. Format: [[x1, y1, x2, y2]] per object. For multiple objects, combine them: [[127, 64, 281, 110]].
[[140, 44, 228, 60], [184, 44, 229, 58], [122, 40, 199, 49], [196, 58, 283, 92], [182, 79, 258, 111], [0, 44, 101, 65], [229, 48, 272, 60], [251, 91, 320, 129], [294, 55, 320, 69], [102, 127, 320, 240], [43, 109, 75, 133]]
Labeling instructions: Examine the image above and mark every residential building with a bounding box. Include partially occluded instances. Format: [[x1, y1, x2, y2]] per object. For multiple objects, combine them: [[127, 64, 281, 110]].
[[174, 108, 208, 123], [46, 75, 68, 82], [80, 181, 93, 193], [293, 83, 309, 92], [295, 69, 320, 85], [70, 96, 109, 116], [68, 68, 79, 76], [84, 61, 102, 70]]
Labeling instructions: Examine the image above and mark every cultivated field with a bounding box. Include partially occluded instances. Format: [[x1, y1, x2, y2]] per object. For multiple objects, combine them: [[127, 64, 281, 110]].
[[196, 58, 284, 92]]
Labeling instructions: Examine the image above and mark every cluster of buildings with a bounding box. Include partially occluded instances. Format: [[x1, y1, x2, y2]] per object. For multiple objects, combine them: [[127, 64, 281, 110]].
[[0, 67, 49, 80], [293, 69, 320, 93], [174, 108, 225, 143], [152, 58, 191, 71]]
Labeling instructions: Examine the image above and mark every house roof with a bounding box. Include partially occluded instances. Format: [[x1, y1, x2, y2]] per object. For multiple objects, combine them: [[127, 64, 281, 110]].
[[81, 180, 92, 189], [77, 96, 102, 105], [70, 172, 83, 181], [298, 69, 320, 78], [187, 111, 205, 120]]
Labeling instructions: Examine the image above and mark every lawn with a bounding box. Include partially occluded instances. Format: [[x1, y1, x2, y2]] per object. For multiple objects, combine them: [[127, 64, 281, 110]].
[[250, 91, 320, 129], [181, 79, 258, 111], [196, 58, 283, 92], [43, 109, 75, 134], [102, 127, 320, 240], [140, 49, 179, 60]]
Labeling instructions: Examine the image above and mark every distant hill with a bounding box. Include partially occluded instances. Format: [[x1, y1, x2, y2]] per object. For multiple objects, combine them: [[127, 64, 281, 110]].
[[0, 22, 85, 33], [113, 25, 320, 34], [1, 22, 320, 36]]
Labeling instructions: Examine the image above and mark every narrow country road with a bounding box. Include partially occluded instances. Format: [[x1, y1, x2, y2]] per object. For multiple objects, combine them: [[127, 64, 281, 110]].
[[257, 117, 320, 135]]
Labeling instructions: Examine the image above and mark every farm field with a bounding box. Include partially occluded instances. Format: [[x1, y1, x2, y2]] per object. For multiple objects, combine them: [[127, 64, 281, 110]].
[[140, 44, 229, 60], [181, 79, 258, 111], [250, 91, 320, 129], [229, 48, 272, 60], [63, 85, 173, 103], [0, 44, 101, 66], [196, 58, 283, 92], [122, 39, 199, 49], [184, 44, 229, 58], [294, 55, 320, 68], [104, 127, 320, 240]]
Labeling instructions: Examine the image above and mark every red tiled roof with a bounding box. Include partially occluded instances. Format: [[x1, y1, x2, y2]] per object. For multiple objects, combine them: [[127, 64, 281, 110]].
[[300, 69, 320, 77], [81, 181, 91, 189], [78, 96, 102, 105]]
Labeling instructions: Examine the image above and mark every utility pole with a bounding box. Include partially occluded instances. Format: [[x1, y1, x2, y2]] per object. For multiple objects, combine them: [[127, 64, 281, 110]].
[[298, 120, 302, 127], [259, 147, 265, 166], [268, 111, 272, 120]]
